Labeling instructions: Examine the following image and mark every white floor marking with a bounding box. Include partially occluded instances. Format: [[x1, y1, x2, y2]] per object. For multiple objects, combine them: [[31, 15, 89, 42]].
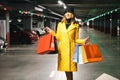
[[96, 73, 119, 80], [49, 71, 56, 78], [49, 64, 57, 78], [55, 71, 66, 80]]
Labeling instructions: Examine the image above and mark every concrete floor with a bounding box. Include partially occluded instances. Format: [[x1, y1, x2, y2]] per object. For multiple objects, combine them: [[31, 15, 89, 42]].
[[0, 28, 120, 80]]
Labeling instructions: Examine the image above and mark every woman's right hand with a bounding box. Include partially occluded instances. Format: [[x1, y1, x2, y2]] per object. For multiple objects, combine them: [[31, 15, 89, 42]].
[[45, 27, 52, 33]]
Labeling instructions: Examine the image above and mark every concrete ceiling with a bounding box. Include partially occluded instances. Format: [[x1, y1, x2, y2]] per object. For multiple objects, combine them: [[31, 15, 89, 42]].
[[0, 0, 120, 21]]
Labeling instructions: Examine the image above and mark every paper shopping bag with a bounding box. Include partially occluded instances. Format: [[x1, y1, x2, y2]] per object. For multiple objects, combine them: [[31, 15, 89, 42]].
[[82, 44, 103, 63], [36, 33, 55, 54], [73, 44, 103, 64], [73, 45, 79, 63], [73, 45, 88, 64]]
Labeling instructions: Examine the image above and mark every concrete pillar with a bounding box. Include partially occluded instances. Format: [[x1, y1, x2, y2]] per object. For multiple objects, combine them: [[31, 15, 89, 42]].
[[94, 18, 100, 31], [93, 19, 96, 29], [111, 10, 120, 37], [0, 20, 6, 39], [96, 18, 99, 30], [117, 10, 120, 37], [0, 10, 10, 47], [109, 14, 112, 36], [44, 18, 50, 28], [99, 17, 102, 31], [103, 16, 106, 33], [117, 19, 120, 37], [89, 20, 92, 28], [100, 17, 104, 32], [54, 20, 57, 31], [37, 20, 44, 29], [111, 11, 118, 36], [35, 17, 44, 29], [6, 12, 10, 48], [98, 18, 101, 31], [50, 19, 57, 30], [104, 14, 110, 34], [23, 16, 32, 29]]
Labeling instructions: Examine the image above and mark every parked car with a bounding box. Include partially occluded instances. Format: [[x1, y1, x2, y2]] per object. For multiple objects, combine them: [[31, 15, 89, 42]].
[[33, 28, 46, 37], [10, 24, 38, 44], [0, 36, 7, 53]]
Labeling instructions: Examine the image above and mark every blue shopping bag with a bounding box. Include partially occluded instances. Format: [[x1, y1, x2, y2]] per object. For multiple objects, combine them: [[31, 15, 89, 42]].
[[73, 45, 88, 64], [72, 45, 79, 62], [73, 45, 83, 64]]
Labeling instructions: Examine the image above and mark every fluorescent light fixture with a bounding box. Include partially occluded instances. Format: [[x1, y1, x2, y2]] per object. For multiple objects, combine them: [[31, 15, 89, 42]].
[[17, 19, 22, 22], [58, 0, 63, 5], [35, 7, 43, 12], [38, 5, 46, 9], [63, 4, 67, 9], [58, 0, 67, 9], [9, 20, 12, 23]]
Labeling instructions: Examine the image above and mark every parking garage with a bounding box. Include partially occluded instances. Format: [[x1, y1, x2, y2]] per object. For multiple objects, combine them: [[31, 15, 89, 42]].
[[0, 0, 120, 80]]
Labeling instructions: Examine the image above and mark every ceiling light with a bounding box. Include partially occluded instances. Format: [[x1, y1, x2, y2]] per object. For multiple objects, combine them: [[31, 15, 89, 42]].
[[35, 7, 43, 12], [38, 5, 46, 9], [58, 0, 63, 5], [17, 19, 22, 22], [58, 0, 67, 9], [63, 4, 67, 9]]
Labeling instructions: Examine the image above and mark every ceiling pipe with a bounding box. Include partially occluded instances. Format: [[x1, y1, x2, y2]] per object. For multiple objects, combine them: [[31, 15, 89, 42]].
[[44, 15, 61, 20], [24, 0, 63, 19], [48, 9, 63, 17], [37, 5, 63, 18]]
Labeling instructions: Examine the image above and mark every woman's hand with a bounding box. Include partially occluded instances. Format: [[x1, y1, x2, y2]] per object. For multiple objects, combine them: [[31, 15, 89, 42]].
[[84, 36, 90, 45], [45, 27, 52, 33]]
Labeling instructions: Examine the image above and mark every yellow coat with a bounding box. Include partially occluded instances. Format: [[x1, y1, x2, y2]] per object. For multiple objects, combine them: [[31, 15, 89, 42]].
[[51, 22, 85, 72]]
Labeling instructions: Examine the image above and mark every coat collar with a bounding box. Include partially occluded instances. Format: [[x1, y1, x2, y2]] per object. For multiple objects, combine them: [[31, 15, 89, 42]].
[[67, 22, 77, 32], [60, 22, 78, 32]]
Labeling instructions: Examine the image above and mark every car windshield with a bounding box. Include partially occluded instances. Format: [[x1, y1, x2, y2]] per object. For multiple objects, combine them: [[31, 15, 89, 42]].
[[0, 37, 5, 41]]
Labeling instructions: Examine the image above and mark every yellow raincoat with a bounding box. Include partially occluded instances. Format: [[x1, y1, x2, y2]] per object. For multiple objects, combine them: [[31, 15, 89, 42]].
[[50, 22, 85, 72]]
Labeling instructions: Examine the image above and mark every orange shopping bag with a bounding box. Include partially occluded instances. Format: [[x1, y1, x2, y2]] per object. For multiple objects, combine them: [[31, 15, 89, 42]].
[[36, 33, 55, 54], [81, 44, 103, 63]]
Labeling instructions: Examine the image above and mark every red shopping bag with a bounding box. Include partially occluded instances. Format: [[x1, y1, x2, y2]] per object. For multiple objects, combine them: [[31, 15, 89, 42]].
[[82, 44, 103, 63], [36, 33, 55, 54]]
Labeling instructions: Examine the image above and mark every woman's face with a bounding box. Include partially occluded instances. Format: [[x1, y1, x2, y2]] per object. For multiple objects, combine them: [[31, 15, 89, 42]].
[[64, 12, 73, 19]]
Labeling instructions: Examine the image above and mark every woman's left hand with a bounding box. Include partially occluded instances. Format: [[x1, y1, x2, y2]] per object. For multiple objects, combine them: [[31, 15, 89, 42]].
[[84, 36, 90, 44]]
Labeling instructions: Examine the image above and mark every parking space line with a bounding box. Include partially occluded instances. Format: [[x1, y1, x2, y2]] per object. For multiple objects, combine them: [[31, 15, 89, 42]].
[[49, 71, 56, 78]]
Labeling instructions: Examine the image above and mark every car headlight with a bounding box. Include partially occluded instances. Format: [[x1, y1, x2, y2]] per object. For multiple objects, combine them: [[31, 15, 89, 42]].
[[0, 40, 4, 44], [1, 45, 3, 49]]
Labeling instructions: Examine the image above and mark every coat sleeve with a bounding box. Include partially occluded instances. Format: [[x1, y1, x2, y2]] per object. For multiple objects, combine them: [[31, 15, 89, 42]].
[[75, 25, 85, 45], [50, 22, 61, 41]]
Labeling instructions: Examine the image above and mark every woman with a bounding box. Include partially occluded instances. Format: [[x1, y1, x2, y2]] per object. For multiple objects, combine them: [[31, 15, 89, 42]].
[[46, 7, 89, 80]]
